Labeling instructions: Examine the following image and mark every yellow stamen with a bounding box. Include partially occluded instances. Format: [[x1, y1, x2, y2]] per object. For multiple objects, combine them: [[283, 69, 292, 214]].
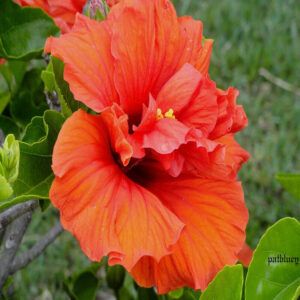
[[156, 108, 176, 120], [164, 108, 175, 119], [156, 108, 164, 120]]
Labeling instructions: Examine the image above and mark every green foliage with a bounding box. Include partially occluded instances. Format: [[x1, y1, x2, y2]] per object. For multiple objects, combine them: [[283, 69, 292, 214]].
[[245, 218, 300, 300], [200, 265, 243, 300], [42, 56, 88, 118], [0, 110, 64, 212], [10, 68, 48, 127], [63, 262, 102, 300], [0, 116, 20, 138], [137, 287, 158, 300], [0, 91, 10, 114], [106, 265, 126, 291], [168, 288, 184, 299], [276, 173, 300, 201], [0, 0, 59, 60]]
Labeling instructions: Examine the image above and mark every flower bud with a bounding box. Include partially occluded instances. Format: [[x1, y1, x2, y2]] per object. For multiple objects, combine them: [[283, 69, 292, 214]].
[[0, 134, 20, 184], [86, 0, 109, 21]]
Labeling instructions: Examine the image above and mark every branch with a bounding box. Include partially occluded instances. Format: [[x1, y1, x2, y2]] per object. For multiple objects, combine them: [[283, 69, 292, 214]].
[[0, 200, 38, 234], [9, 222, 64, 274], [0, 129, 5, 146], [259, 68, 300, 96], [0, 212, 33, 289]]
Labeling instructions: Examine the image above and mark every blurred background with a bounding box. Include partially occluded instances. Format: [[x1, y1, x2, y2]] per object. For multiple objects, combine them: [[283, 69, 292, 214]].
[[10, 0, 300, 298]]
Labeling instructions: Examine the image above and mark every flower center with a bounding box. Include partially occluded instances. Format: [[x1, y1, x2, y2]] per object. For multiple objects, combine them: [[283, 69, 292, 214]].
[[156, 108, 176, 120]]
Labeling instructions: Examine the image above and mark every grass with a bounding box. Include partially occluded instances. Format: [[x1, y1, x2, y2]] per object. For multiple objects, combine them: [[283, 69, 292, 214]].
[[9, 0, 300, 298]]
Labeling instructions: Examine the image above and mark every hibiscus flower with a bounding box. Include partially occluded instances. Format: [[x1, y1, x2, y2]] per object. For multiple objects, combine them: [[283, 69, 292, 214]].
[[14, 0, 86, 33], [45, 0, 250, 293]]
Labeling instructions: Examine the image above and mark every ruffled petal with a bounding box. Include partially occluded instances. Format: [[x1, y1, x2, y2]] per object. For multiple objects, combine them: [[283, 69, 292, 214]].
[[48, 0, 86, 32], [109, 0, 214, 117], [131, 175, 248, 293], [209, 87, 248, 140], [215, 134, 250, 177], [50, 110, 184, 270], [45, 14, 119, 112], [156, 63, 218, 136], [178, 16, 213, 75], [14, 0, 86, 33]]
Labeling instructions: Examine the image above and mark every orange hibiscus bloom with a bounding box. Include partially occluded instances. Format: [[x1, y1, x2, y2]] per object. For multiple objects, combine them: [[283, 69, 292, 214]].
[[14, 0, 86, 33], [45, 0, 250, 293]]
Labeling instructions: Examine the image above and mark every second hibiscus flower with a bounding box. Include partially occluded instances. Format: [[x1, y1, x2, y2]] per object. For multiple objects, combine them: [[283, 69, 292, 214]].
[[45, 0, 250, 294]]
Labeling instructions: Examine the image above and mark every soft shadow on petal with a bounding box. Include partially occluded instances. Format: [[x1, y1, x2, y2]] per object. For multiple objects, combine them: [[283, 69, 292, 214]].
[[50, 110, 184, 270], [131, 175, 248, 293], [45, 14, 119, 111]]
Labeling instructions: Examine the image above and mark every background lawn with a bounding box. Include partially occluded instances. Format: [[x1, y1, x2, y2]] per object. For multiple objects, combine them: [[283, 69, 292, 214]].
[[10, 0, 300, 298]]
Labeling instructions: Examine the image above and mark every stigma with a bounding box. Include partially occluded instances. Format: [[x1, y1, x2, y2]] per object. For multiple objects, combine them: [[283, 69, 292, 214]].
[[156, 108, 175, 120]]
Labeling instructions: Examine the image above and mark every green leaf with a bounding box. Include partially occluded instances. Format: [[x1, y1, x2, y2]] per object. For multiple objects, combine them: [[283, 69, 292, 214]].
[[7, 60, 28, 94], [42, 56, 88, 118], [168, 288, 184, 299], [276, 173, 300, 201], [118, 286, 135, 300], [0, 90, 10, 114], [0, 0, 59, 60], [10, 68, 48, 127], [39, 199, 50, 212], [245, 218, 300, 300], [0, 110, 64, 212], [0, 115, 20, 138], [0, 174, 13, 201], [106, 265, 126, 290], [137, 287, 158, 300], [72, 271, 99, 300], [200, 265, 243, 300]]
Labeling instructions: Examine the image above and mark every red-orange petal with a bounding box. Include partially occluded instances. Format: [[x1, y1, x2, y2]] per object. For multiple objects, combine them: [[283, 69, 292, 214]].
[[109, 0, 214, 117], [178, 16, 213, 75], [14, 0, 86, 33], [45, 14, 119, 112], [237, 243, 254, 267], [215, 134, 250, 177], [131, 176, 248, 293], [50, 110, 184, 270], [157, 63, 218, 136], [209, 87, 248, 140]]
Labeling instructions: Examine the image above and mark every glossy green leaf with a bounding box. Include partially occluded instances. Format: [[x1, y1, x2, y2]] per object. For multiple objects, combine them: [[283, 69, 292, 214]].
[[0, 110, 64, 212], [245, 218, 300, 300], [0, 174, 13, 201], [200, 265, 243, 300], [106, 265, 126, 290], [168, 288, 184, 299], [72, 271, 99, 300], [42, 56, 88, 118], [276, 173, 300, 201], [10, 68, 48, 127], [138, 287, 158, 300], [0, 115, 20, 138], [0, 91, 10, 114], [118, 286, 135, 300], [0, 0, 59, 60]]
